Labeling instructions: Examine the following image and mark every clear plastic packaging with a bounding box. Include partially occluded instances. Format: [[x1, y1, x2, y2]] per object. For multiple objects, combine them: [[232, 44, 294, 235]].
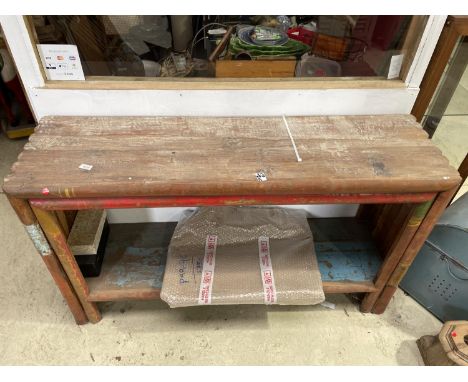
[[160, 206, 325, 308], [295, 55, 342, 77]]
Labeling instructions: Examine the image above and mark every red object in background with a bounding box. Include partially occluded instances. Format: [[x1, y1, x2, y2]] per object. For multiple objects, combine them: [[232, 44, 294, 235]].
[[0, 85, 15, 124], [371, 16, 405, 50], [0, 49, 35, 127], [3, 76, 35, 125], [287, 27, 316, 46]]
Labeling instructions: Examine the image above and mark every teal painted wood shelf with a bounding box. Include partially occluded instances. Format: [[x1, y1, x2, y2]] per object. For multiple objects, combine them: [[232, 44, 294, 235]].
[[86, 218, 381, 301]]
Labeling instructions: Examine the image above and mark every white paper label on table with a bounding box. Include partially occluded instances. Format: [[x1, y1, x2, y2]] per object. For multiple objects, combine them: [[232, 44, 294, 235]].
[[79, 163, 93, 171]]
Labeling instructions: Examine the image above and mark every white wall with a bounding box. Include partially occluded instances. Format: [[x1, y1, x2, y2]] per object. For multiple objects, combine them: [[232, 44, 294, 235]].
[[30, 88, 420, 118], [106, 204, 360, 223], [0, 15, 447, 222]]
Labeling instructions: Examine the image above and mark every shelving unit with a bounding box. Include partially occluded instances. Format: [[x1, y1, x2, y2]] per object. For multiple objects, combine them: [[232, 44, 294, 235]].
[[4, 115, 461, 324], [85, 218, 381, 302]]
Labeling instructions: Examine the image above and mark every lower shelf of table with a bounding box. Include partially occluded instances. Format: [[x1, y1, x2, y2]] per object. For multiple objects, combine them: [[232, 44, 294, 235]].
[[85, 217, 382, 302]]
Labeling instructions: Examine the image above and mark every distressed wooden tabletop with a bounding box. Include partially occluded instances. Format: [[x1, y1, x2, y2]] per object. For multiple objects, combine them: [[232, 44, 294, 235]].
[[2, 115, 461, 198]]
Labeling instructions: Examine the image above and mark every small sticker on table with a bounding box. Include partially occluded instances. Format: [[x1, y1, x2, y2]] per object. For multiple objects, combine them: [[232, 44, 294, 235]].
[[79, 163, 93, 171], [256, 171, 267, 182]]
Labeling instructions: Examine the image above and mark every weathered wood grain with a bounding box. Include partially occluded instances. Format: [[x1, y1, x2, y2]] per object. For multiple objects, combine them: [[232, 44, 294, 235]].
[[2, 115, 460, 199], [68, 210, 107, 255]]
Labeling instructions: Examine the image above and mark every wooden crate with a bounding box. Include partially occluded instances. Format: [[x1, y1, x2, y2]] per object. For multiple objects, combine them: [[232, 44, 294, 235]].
[[215, 59, 297, 78]]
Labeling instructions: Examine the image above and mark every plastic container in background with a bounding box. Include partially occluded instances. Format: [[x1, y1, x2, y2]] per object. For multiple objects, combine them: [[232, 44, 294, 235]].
[[277, 16, 291, 33], [295, 55, 342, 77]]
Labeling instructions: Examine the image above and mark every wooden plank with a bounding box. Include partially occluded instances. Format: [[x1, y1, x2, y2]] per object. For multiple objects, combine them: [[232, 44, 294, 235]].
[[356, 204, 383, 226], [55, 211, 70, 236], [322, 281, 377, 294], [371, 204, 403, 257], [23, 138, 439, 154], [26, 115, 424, 135], [420, 34, 468, 137], [216, 60, 297, 78], [22, 16, 48, 85], [370, 205, 385, 227], [379, 204, 412, 258], [3, 116, 461, 199], [449, 152, 468, 204], [453, 16, 468, 35], [42, 77, 403, 90], [88, 288, 161, 302], [401, 16, 428, 82], [354, 204, 369, 220], [68, 210, 107, 255], [411, 17, 460, 121], [64, 210, 78, 230], [371, 204, 393, 239], [32, 206, 102, 323], [28, 193, 437, 211], [86, 218, 381, 302], [208, 26, 234, 62], [87, 281, 377, 302]]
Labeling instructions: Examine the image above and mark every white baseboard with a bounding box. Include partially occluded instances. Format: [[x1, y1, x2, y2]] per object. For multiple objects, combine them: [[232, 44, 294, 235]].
[[106, 205, 359, 223]]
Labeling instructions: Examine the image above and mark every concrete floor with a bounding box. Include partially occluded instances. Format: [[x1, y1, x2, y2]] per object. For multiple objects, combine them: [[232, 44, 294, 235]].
[[0, 133, 447, 366]]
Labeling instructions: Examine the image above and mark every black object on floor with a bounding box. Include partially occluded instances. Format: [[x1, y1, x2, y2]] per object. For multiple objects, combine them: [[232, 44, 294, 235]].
[[75, 220, 110, 277]]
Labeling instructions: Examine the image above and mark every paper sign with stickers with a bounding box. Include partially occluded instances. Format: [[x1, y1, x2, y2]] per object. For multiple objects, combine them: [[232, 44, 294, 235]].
[[37, 44, 85, 81]]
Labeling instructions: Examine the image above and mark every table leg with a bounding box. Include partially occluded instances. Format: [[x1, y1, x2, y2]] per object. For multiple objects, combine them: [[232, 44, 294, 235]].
[[360, 200, 433, 313], [7, 196, 88, 325], [55, 211, 71, 236], [372, 187, 458, 314], [31, 205, 102, 323]]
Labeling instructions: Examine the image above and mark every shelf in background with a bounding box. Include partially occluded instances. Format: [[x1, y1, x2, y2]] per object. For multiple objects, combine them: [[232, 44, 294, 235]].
[[86, 218, 381, 302]]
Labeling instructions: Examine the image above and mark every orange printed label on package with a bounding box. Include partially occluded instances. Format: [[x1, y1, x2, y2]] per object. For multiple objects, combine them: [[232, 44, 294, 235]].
[[197, 235, 217, 305], [258, 236, 277, 304]]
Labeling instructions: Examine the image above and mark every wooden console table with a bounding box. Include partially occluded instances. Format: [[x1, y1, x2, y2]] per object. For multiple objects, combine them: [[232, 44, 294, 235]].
[[3, 115, 461, 324]]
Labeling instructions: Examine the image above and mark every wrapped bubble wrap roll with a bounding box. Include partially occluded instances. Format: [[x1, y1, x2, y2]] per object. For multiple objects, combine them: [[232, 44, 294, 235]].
[[160, 206, 325, 307]]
